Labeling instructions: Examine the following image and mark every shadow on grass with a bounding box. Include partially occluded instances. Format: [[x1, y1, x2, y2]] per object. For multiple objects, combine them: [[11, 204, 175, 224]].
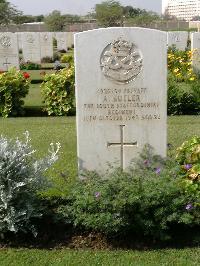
[[24, 107, 48, 117], [24, 107, 76, 117]]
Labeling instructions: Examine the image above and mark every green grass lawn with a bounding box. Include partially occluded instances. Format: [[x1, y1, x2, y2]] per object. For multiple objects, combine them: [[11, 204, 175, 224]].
[[0, 248, 199, 266], [0, 115, 199, 195], [24, 84, 44, 108], [0, 117, 77, 195], [0, 116, 199, 264], [27, 69, 55, 80]]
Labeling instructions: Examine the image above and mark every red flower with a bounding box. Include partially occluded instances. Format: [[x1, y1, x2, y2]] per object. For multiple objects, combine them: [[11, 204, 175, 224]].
[[23, 72, 30, 79]]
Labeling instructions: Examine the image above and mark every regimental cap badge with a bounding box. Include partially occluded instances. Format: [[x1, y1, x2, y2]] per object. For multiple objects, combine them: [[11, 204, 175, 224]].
[[100, 38, 143, 84], [26, 34, 34, 43], [0, 35, 11, 48]]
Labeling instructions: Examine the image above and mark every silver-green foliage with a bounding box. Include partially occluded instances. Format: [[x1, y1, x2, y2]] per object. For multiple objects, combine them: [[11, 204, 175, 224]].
[[0, 132, 60, 236]]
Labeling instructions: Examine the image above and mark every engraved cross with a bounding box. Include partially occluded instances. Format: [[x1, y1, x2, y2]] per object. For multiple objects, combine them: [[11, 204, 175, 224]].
[[3, 58, 11, 71], [107, 125, 137, 169]]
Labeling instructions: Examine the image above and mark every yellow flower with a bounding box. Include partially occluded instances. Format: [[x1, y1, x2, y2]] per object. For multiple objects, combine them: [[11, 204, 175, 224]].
[[173, 68, 179, 73]]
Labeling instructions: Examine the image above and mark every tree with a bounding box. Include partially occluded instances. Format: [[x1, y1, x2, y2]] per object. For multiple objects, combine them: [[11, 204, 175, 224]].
[[44, 10, 66, 31], [126, 11, 160, 26], [63, 14, 82, 23], [95, 0, 123, 27], [123, 6, 148, 18], [0, 0, 22, 25]]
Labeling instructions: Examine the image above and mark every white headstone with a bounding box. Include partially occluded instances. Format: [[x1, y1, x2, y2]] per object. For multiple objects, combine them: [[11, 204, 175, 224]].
[[0, 32, 19, 71], [22, 32, 41, 63], [191, 32, 200, 72], [55, 32, 68, 51], [167, 31, 188, 50], [40, 32, 53, 59], [75, 28, 167, 173]]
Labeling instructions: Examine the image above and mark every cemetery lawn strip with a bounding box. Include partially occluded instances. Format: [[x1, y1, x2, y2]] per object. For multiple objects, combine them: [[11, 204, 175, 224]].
[[24, 84, 44, 108], [0, 115, 199, 191], [27, 69, 55, 80], [0, 248, 199, 265], [168, 115, 200, 148], [0, 117, 77, 192]]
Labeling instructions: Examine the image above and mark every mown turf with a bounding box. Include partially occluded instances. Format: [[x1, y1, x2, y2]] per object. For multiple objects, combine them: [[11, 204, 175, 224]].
[[0, 117, 77, 195], [27, 69, 55, 80], [0, 248, 199, 266], [24, 84, 44, 108], [0, 115, 199, 194]]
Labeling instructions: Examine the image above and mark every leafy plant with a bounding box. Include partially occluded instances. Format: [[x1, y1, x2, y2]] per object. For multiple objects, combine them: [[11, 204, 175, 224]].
[[53, 52, 60, 61], [0, 132, 60, 237], [20, 61, 41, 70], [176, 136, 200, 181], [41, 67, 75, 116], [41, 56, 53, 63], [60, 54, 74, 66], [0, 68, 29, 117], [57, 145, 200, 241], [168, 48, 197, 82], [167, 74, 200, 115]]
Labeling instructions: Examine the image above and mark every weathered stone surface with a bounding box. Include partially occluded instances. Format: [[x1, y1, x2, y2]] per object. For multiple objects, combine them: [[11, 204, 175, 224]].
[[75, 28, 167, 173], [0, 32, 19, 71], [40, 32, 53, 59], [167, 31, 188, 50], [22, 32, 41, 62], [55, 32, 68, 51]]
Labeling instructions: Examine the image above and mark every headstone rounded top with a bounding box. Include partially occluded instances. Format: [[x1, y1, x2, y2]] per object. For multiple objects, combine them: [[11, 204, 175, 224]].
[[100, 38, 143, 84]]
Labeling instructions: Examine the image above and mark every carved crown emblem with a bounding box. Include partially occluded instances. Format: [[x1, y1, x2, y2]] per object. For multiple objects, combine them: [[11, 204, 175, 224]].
[[26, 34, 34, 43], [100, 38, 143, 84], [0, 35, 11, 48]]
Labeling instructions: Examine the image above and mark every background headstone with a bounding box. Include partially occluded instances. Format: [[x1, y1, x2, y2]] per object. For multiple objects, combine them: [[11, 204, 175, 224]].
[[55, 32, 68, 51], [67, 32, 75, 48], [75, 28, 167, 173], [191, 32, 200, 72], [0, 32, 19, 71], [167, 31, 188, 50], [22, 32, 41, 63], [40, 32, 53, 59]]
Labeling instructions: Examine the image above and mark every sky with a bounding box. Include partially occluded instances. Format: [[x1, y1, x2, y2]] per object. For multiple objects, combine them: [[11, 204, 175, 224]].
[[9, 0, 162, 16]]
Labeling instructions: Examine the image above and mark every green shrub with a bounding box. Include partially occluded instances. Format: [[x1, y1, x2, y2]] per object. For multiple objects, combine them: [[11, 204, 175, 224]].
[[168, 74, 200, 115], [176, 136, 200, 181], [168, 48, 196, 82], [57, 145, 200, 241], [0, 132, 60, 237], [58, 49, 67, 53], [53, 52, 60, 61], [53, 37, 57, 48], [41, 56, 53, 63], [41, 67, 75, 116], [60, 54, 74, 65], [0, 68, 29, 117], [20, 62, 41, 70]]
